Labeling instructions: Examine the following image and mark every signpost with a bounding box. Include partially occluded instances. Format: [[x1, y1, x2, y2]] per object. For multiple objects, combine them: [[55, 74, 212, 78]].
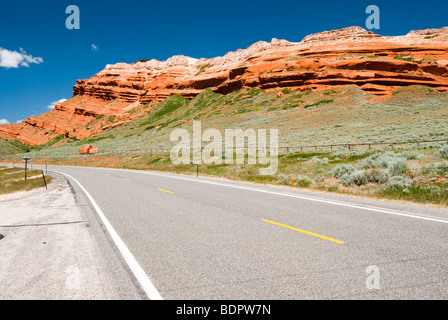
[[22, 157, 30, 181]]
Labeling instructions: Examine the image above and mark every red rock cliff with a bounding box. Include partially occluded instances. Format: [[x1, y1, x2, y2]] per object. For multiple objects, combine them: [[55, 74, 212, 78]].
[[2, 26, 448, 145]]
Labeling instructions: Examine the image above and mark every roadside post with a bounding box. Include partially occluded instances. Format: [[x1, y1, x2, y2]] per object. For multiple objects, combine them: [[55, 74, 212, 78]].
[[22, 156, 30, 181], [191, 160, 200, 177], [41, 170, 47, 189]]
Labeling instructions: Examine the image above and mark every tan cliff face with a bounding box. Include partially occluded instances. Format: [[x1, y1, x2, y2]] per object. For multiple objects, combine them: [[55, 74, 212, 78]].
[[1, 26, 448, 146]]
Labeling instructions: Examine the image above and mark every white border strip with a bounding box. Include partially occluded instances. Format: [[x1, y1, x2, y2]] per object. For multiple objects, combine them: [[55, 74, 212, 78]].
[[50, 164, 448, 225], [55, 170, 163, 300], [135, 170, 448, 225]]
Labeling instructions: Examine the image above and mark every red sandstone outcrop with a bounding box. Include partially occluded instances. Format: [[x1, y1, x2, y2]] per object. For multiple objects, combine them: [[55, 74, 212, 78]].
[[80, 144, 99, 155], [1, 26, 448, 146]]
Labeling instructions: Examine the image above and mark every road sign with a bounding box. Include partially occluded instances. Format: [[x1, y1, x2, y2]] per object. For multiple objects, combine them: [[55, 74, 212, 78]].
[[22, 157, 30, 181]]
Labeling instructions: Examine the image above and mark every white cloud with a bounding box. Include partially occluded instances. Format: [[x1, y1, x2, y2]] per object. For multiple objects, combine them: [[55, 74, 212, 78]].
[[16, 119, 24, 124], [0, 119, 10, 125], [91, 44, 98, 51], [0, 47, 43, 69], [47, 98, 68, 110]]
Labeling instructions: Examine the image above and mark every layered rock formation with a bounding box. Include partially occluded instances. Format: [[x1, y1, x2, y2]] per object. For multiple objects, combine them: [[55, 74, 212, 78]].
[[2, 26, 448, 145]]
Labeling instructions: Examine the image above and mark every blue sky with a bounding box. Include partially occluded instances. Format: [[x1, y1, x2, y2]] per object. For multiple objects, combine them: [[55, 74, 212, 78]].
[[0, 0, 447, 124]]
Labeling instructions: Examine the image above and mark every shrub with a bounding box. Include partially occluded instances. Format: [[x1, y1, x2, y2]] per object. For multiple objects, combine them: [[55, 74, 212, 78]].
[[332, 164, 355, 178], [386, 176, 413, 191], [394, 53, 415, 62], [313, 174, 325, 183], [377, 171, 389, 184], [397, 151, 425, 160], [196, 63, 211, 74], [339, 173, 352, 186], [281, 88, 295, 94], [424, 34, 439, 39], [375, 151, 399, 168], [304, 99, 334, 108], [351, 170, 369, 186], [339, 168, 389, 187], [294, 175, 312, 187], [437, 144, 448, 159], [360, 151, 408, 176], [422, 161, 448, 177], [310, 156, 329, 164], [359, 156, 377, 169], [278, 173, 292, 185], [365, 168, 389, 184], [388, 158, 407, 176]]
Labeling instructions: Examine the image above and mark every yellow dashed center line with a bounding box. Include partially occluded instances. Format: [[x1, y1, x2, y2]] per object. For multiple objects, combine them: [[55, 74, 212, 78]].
[[124, 178, 132, 182], [262, 219, 344, 244], [157, 188, 174, 194]]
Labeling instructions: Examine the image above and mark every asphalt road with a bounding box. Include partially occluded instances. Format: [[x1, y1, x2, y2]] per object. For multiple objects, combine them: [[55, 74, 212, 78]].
[[12, 164, 448, 299]]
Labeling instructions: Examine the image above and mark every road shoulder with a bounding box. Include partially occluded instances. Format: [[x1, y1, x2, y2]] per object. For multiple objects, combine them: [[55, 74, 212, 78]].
[[0, 172, 145, 299]]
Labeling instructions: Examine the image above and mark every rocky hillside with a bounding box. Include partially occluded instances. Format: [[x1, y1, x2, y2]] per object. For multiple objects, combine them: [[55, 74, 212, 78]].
[[1, 26, 448, 145]]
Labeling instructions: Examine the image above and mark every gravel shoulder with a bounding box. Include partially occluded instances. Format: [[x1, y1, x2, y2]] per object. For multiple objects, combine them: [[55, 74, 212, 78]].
[[0, 173, 145, 300]]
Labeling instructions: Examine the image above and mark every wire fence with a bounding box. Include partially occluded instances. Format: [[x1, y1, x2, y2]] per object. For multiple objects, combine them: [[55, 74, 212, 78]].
[[1, 138, 448, 160]]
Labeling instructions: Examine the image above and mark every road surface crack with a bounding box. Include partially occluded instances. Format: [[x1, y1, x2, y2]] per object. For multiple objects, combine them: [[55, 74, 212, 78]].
[[0, 220, 87, 228]]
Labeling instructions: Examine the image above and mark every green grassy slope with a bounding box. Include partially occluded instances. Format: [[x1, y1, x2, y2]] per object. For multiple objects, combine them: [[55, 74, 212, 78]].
[[6, 84, 447, 157], [3, 84, 448, 205], [0, 138, 29, 155]]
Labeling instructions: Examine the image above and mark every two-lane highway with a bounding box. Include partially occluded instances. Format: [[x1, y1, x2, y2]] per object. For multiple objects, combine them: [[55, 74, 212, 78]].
[[16, 164, 448, 299]]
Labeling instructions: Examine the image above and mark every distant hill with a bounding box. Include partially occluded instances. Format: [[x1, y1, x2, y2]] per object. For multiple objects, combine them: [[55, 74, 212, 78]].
[[1, 26, 448, 147]]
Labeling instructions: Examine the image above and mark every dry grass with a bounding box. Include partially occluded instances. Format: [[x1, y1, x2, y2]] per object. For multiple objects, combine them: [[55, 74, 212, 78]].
[[0, 167, 51, 195]]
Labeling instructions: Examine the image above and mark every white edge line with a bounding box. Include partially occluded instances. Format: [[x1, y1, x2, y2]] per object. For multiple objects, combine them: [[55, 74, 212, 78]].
[[47, 164, 448, 225], [54, 170, 163, 300], [134, 170, 448, 225]]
